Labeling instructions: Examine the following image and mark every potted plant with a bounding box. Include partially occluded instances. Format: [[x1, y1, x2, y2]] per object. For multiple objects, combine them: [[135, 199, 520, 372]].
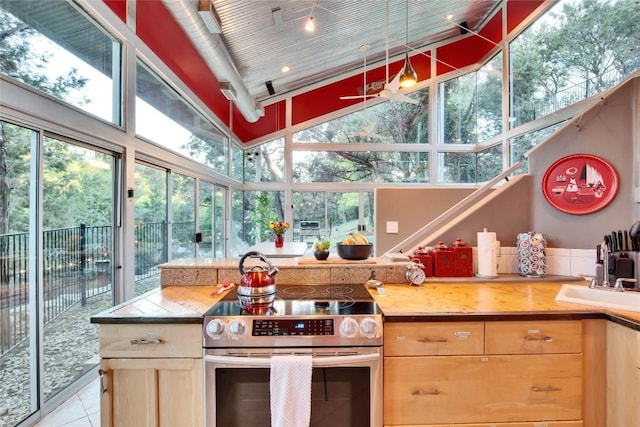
[[313, 240, 331, 260]]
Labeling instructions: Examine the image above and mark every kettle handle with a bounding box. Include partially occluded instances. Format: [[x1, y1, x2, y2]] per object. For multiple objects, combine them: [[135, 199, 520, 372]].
[[238, 251, 279, 277]]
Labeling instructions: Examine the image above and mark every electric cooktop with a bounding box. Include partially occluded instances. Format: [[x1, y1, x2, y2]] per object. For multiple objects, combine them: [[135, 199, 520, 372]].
[[206, 283, 380, 317]]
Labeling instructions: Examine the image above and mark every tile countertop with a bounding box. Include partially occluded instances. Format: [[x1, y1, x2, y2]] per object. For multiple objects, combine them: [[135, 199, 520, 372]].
[[90, 285, 223, 324], [91, 281, 640, 329]]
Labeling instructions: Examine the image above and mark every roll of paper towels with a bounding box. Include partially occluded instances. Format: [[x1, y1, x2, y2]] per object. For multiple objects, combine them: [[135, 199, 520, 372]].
[[477, 229, 499, 278]]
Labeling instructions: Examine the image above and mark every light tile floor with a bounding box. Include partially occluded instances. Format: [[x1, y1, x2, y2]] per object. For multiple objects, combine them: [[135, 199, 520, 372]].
[[34, 378, 100, 427]]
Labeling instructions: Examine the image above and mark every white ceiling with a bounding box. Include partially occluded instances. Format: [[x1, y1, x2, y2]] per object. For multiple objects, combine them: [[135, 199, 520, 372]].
[[210, 0, 501, 101]]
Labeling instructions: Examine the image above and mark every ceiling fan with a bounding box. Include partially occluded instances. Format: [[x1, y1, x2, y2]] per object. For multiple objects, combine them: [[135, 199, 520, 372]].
[[350, 44, 384, 140], [339, 2, 418, 105]]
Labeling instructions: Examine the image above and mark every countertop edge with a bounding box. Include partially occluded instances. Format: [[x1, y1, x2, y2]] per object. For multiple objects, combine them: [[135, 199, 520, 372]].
[[90, 315, 203, 324]]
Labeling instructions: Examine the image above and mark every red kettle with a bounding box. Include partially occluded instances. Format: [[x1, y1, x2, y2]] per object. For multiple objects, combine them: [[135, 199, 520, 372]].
[[237, 251, 278, 295]]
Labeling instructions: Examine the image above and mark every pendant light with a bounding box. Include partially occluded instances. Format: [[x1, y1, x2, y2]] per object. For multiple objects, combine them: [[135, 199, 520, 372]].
[[399, 0, 417, 88], [305, 4, 316, 32]]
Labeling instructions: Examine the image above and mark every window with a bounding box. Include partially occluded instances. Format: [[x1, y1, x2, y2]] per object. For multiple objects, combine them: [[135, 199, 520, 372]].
[[135, 60, 229, 172], [509, 0, 640, 128], [243, 191, 285, 245], [509, 122, 565, 172], [0, 1, 123, 124], [293, 90, 429, 144], [293, 150, 429, 183], [243, 138, 284, 183], [440, 52, 502, 144], [134, 162, 167, 295]]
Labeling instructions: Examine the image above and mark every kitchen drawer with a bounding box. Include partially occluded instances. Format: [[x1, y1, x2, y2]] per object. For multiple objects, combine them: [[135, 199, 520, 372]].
[[384, 353, 582, 425], [385, 422, 583, 427], [384, 322, 484, 356], [485, 320, 582, 355], [99, 324, 202, 358]]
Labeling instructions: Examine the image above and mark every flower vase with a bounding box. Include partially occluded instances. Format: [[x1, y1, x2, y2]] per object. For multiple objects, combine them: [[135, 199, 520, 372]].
[[274, 234, 284, 248]]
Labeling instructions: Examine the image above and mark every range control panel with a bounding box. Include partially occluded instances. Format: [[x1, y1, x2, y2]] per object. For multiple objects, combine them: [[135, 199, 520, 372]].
[[253, 319, 334, 336], [203, 314, 382, 348]]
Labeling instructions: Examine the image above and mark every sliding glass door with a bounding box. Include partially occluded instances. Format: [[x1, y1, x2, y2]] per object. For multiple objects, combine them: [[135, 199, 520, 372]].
[[0, 121, 38, 426], [41, 135, 116, 402], [198, 181, 227, 258], [134, 162, 167, 296], [0, 123, 117, 426]]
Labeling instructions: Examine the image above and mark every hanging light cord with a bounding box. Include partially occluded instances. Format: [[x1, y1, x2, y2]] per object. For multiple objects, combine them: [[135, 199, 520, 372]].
[[399, 0, 418, 88]]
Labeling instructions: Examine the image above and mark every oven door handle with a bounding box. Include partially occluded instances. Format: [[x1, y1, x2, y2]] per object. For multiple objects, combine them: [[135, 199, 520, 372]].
[[204, 352, 379, 367]]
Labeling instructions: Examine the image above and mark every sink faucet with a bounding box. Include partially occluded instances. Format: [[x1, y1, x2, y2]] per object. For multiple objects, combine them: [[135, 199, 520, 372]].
[[613, 278, 637, 292]]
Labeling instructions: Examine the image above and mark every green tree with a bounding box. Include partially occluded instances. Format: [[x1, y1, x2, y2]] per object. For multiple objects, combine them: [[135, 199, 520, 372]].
[[1, 8, 90, 349], [511, 0, 640, 126]]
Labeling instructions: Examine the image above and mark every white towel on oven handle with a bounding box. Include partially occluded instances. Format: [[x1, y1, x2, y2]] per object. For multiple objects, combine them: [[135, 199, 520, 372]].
[[270, 354, 312, 427]]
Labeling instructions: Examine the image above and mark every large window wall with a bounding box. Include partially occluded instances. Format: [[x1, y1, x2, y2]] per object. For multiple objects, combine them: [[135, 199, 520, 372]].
[[0, 1, 639, 425], [243, 0, 639, 245], [0, 2, 241, 426]]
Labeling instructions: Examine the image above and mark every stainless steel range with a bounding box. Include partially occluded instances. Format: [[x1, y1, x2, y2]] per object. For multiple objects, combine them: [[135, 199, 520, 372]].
[[202, 282, 383, 427]]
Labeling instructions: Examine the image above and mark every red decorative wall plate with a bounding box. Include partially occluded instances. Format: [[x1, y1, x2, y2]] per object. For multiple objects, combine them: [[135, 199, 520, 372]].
[[542, 154, 619, 215]]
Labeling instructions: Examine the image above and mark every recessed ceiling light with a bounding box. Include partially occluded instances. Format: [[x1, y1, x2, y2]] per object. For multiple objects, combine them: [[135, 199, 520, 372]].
[[446, 13, 454, 21], [281, 66, 290, 73]]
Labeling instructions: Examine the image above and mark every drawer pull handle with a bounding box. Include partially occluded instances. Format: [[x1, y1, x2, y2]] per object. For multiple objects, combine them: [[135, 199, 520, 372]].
[[412, 389, 440, 396], [531, 386, 561, 392], [130, 338, 162, 345], [98, 369, 107, 395], [417, 337, 447, 343], [525, 335, 553, 342]]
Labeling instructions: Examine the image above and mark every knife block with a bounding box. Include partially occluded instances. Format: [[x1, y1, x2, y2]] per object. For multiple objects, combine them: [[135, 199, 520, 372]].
[[608, 251, 637, 288]]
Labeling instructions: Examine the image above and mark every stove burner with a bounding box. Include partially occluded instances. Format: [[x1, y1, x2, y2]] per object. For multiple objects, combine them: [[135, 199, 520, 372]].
[[280, 286, 317, 298]]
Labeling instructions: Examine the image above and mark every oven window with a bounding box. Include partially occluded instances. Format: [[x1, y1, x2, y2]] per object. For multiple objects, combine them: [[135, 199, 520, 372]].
[[215, 367, 370, 427]]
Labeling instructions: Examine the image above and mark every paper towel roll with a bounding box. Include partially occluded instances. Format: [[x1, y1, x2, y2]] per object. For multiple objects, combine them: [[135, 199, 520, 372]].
[[477, 229, 499, 278]]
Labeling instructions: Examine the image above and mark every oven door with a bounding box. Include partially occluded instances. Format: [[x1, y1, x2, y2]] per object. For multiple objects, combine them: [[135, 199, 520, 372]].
[[204, 347, 382, 427]]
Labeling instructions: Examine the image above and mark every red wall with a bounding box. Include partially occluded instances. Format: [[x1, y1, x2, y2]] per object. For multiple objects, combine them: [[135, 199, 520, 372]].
[[104, 0, 126, 23], [436, 12, 502, 75]]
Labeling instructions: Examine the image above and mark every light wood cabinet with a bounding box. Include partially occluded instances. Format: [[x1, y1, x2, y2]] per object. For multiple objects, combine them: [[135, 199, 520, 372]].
[[98, 323, 203, 427], [606, 321, 640, 427], [384, 320, 583, 426]]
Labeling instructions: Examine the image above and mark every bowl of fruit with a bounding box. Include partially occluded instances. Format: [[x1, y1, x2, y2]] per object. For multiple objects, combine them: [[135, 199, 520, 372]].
[[336, 231, 373, 260]]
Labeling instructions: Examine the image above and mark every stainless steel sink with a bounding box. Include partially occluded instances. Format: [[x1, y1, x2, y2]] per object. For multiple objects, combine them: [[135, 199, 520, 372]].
[[555, 284, 640, 313]]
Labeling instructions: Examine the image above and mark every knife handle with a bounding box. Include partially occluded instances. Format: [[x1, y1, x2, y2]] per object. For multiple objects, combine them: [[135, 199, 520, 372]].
[[617, 231, 623, 252], [623, 230, 629, 252]]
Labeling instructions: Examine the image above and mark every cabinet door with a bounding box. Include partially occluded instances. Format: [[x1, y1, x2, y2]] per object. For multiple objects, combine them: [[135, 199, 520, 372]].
[[100, 358, 203, 427], [384, 354, 582, 425], [384, 422, 583, 427], [607, 321, 640, 427]]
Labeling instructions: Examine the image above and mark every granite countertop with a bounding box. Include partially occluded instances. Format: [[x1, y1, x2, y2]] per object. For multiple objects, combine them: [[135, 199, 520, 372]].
[[91, 281, 640, 330]]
